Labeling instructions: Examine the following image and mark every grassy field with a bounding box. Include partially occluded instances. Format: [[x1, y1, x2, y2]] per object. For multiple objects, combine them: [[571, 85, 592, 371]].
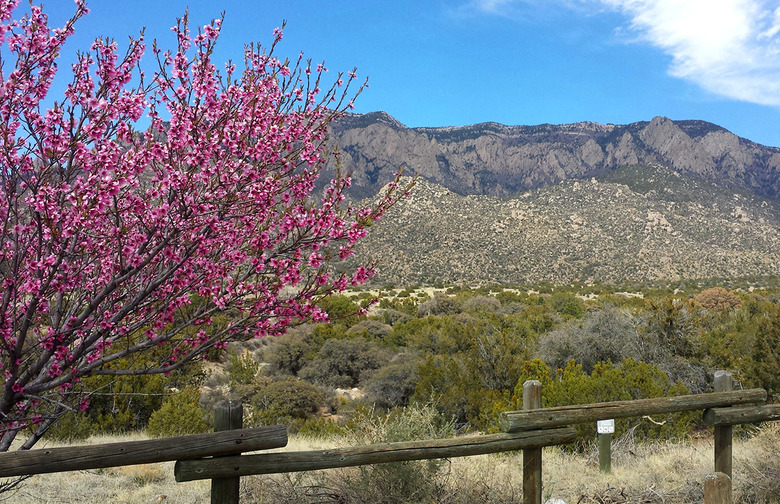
[[6, 423, 778, 503]]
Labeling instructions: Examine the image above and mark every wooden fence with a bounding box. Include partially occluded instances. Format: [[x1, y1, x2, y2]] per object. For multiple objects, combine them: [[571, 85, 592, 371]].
[[0, 370, 777, 504]]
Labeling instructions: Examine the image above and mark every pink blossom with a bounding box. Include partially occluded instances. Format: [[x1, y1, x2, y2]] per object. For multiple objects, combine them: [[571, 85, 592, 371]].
[[0, 0, 413, 453]]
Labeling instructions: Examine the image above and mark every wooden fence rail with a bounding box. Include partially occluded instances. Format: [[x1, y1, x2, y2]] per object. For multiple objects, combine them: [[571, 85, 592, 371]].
[[703, 404, 780, 425], [499, 388, 767, 432], [0, 424, 287, 478], [174, 427, 576, 482]]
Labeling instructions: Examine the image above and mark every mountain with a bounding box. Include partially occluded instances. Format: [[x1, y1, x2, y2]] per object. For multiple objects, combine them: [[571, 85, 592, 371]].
[[329, 112, 780, 201], [327, 113, 780, 285]]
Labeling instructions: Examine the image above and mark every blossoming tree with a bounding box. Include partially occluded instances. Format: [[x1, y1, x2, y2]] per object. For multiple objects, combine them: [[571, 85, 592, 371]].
[[0, 1, 410, 452]]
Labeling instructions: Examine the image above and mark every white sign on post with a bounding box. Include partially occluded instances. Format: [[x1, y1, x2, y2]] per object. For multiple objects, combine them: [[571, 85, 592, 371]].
[[597, 419, 615, 434]]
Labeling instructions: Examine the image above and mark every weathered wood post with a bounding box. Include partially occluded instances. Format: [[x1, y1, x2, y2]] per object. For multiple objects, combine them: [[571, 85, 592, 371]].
[[704, 472, 732, 504], [212, 400, 243, 504], [522, 380, 542, 504], [713, 371, 732, 479]]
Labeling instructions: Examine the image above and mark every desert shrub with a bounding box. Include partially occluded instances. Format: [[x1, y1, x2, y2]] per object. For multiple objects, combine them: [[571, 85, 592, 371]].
[[318, 295, 362, 327], [742, 307, 780, 397], [697, 295, 771, 385], [461, 295, 502, 314], [147, 388, 211, 438], [227, 351, 260, 388], [694, 287, 743, 312], [413, 355, 473, 426], [519, 303, 556, 334], [72, 353, 205, 434], [469, 324, 533, 391], [653, 355, 711, 394], [537, 306, 640, 373], [640, 297, 701, 358], [379, 307, 413, 326], [310, 321, 350, 346], [295, 415, 348, 438], [364, 354, 421, 409], [408, 313, 537, 430], [378, 296, 418, 316], [336, 404, 454, 503], [413, 344, 526, 429], [549, 292, 586, 318], [495, 289, 527, 304], [44, 410, 94, 442], [397, 314, 477, 354], [417, 294, 461, 316], [346, 319, 394, 342], [250, 378, 325, 425], [298, 338, 391, 388], [261, 327, 313, 377]]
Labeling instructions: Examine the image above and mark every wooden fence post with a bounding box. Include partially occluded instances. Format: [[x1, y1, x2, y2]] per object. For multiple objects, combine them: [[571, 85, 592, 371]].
[[598, 431, 611, 473], [522, 380, 542, 504], [713, 371, 732, 480], [212, 400, 243, 504], [704, 472, 732, 504]]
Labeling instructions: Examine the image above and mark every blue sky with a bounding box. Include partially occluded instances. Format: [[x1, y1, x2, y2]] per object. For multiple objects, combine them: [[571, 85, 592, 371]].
[[39, 0, 780, 147]]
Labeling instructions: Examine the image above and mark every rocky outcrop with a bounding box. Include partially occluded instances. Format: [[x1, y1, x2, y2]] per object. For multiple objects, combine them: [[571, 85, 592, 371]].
[[328, 112, 780, 201]]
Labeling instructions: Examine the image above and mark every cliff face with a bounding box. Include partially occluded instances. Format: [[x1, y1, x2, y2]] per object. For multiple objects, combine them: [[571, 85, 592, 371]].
[[329, 112, 780, 201]]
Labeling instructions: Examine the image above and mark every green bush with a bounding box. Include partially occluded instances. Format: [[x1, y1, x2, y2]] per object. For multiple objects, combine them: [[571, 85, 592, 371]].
[[537, 305, 640, 374], [379, 307, 413, 326], [397, 315, 476, 354], [346, 319, 394, 342], [299, 338, 390, 388], [261, 327, 313, 377], [295, 415, 348, 438], [640, 297, 700, 358], [318, 295, 362, 327], [227, 351, 260, 388], [495, 289, 527, 304], [515, 358, 693, 444], [338, 404, 455, 503], [45, 410, 94, 442], [743, 307, 780, 397], [147, 388, 210, 438], [417, 294, 461, 316], [69, 351, 205, 434], [250, 378, 325, 424], [461, 295, 501, 314], [364, 355, 420, 409], [549, 291, 586, 318]]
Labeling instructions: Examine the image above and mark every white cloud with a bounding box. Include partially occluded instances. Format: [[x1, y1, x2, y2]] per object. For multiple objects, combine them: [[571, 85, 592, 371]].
[[600, 0, 780, 106], [460, 0, 780, 106]]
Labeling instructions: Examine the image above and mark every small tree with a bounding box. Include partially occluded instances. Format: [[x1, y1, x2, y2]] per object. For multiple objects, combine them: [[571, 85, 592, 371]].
[[0, 1, 412, 453]]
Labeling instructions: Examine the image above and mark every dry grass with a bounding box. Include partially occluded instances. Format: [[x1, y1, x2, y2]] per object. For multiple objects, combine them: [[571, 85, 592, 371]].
[[4, 425, 778, 503], [1, 433, 210, 504]]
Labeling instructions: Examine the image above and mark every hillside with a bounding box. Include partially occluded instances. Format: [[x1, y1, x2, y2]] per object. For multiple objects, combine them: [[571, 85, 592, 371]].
[[349, 164, 780, 285]]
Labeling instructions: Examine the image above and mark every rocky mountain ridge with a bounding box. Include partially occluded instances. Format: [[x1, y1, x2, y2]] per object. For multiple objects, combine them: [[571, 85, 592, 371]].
[[329, 112, 780, 201]]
